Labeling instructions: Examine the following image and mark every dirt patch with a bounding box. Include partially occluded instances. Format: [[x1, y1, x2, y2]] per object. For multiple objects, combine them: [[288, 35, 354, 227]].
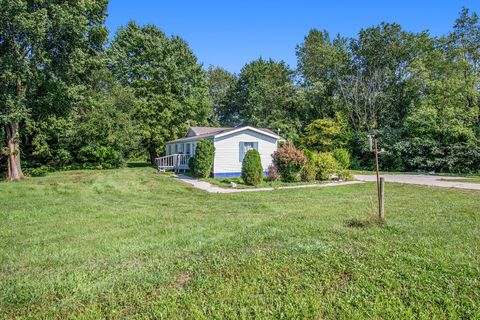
[[170, 273, 191, 288]]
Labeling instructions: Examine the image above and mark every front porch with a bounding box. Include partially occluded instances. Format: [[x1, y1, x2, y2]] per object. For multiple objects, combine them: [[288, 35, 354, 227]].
[[155, 154, 190, 172]]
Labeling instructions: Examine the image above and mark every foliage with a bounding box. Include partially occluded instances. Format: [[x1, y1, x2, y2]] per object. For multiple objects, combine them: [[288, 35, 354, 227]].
[[313, 152, 339, 180], [241, 149, 263, 185], [333, 148, 351, 169], [77, 146, 124, 169], [222, 58, 303, 140], [107, 22, 212, 163], [207, 66, 237, 124], [300, 162, 317, 182], [301, 113, 350, 152], [0, 0, 109, 179], [190, 139, 215, 178], [338, 169, 354, 181], [266, 164, 280, 181], [2, 5, 480, 177], [27, 165, 51, 177], [272, 142, 307, 181]]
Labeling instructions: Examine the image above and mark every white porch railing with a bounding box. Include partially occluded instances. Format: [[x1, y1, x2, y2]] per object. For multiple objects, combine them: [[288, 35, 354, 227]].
[[155, 154, 191, 172]]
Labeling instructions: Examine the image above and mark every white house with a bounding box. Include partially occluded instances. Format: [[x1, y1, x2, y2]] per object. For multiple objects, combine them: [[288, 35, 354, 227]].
[[158, 126, 285, 178]]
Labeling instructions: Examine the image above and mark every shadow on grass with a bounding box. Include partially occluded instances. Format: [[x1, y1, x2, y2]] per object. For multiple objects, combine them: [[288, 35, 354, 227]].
[[345, 216, 385, 229], [127, 162, 155, 168]]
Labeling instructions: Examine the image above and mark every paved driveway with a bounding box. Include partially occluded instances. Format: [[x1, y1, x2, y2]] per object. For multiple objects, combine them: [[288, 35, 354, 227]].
[[355, 174, 480, 191]]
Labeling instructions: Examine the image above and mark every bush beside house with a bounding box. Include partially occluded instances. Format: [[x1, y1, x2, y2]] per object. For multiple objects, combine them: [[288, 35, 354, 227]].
[[241, 150, 263, 185], [272, 142, 307, 182], [190, 139, 215, 178]]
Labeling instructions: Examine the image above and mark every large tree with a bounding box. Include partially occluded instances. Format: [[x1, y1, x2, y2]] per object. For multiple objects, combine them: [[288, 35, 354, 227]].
[[107, 22, 212, 163], [224, 58, 303, 140], [0, 0, 108, 180], [296, 29, 350, 122], [206, 66, 236, 125]]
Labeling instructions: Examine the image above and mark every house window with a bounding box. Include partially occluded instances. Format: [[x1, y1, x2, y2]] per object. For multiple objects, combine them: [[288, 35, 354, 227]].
[[175, 144, 178, 153], [186, 143, 191, 155], [239, 142, 258, 162]]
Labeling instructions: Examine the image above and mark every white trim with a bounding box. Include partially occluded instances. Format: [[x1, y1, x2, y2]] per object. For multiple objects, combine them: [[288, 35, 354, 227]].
[[214, 126, 281, 140]]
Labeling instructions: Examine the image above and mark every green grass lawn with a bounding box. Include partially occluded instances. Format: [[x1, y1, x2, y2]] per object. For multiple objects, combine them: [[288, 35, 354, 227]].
[[1, 167, 479, 319]]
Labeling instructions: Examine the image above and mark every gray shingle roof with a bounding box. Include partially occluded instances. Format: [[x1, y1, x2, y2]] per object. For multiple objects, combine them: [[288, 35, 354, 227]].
[[189, 126, 232, 136], [167, 126, 283, 143]]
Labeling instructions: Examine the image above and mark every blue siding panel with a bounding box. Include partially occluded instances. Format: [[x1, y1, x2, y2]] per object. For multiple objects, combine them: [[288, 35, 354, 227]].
[[213, 171, 268, 178]]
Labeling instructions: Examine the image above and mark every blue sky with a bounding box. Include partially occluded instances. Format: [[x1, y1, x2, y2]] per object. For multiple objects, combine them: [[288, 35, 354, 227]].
[[106, 1, 480, 73]]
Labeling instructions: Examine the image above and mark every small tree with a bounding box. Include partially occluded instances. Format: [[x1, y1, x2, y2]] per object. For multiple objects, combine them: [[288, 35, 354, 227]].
[[190, 139, 215, 178], [272, 142, 307, 182], [241, 150, 263, 185], [300, 113, 350, 152]]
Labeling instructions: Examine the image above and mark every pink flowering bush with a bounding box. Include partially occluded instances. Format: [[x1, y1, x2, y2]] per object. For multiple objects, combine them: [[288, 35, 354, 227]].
[[271, 142, 307, 181], [266, 164, 280, 181]]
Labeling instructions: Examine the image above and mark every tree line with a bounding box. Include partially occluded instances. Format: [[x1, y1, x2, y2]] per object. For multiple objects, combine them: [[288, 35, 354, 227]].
[[1, 1, 479, 180]]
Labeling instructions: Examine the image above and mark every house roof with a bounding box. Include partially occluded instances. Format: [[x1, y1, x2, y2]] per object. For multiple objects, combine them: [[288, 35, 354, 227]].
[[167, 126, 284, 143], [188, 126, 231, 136]]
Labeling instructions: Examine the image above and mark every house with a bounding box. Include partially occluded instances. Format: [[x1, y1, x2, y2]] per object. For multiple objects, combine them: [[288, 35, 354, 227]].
[[157, 126, 285, 178]]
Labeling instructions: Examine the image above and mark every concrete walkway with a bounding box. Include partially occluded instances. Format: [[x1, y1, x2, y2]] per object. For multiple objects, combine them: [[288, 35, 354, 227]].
[[355, 174, 480, 191], [175, 174, 364, 193]]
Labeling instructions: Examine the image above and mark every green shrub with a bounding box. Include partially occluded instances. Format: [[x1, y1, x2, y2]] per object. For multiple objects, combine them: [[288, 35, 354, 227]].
[[300, 162, 316, 181], [314, 152, 339, 180], [241, 150, 263, 185], [333, 148, 351, 169], [29, 165, 51, 177], [272, 142, 307, 182], [190, 139, 215, 178], [78, 145, 124, 168], [338, 169, 354, 181], [188, 156, 195, 173]]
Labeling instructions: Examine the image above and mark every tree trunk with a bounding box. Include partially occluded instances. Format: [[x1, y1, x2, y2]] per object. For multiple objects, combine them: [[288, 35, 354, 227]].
[[5, 122, 23, 181], [149, 147, 157, 165]]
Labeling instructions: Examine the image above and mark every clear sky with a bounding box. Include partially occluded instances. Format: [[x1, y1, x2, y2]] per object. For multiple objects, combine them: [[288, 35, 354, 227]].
[[106, 1, 480, 73]]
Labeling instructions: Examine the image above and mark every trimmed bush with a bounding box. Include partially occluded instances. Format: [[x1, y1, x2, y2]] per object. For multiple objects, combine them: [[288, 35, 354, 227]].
[[190, 139, 215, 178], [314, 152, 339, 180], [266, 164, 280, 181], [241, 149, 263, 185], [333, 148, 351, 169], [272, 142, 307, 182]]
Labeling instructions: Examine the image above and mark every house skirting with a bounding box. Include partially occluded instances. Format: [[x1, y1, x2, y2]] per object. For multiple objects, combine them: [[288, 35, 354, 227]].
[[213, 171, 268, 178]]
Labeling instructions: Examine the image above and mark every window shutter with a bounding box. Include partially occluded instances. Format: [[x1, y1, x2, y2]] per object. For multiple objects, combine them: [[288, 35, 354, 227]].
[[239, 142, 244, 162], [254, 142, 259, 151]]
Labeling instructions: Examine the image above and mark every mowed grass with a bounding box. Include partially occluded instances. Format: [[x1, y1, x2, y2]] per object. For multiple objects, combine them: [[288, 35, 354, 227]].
[[0, 168, 479, 319]]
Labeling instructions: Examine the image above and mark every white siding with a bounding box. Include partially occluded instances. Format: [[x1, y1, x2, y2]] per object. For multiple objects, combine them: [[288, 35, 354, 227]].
[[213, 129, 277, 174]]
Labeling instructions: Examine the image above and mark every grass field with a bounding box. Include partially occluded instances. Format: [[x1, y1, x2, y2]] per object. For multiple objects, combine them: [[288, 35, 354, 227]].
[[1, 167, 479, 319]]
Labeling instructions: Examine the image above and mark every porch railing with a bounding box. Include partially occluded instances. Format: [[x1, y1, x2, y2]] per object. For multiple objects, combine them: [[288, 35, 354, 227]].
[[155, 154, 190, 172]]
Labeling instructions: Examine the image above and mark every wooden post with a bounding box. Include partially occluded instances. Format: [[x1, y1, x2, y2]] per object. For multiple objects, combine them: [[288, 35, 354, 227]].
[[379, 177, 385, 220], [374, 138, 382, 219]]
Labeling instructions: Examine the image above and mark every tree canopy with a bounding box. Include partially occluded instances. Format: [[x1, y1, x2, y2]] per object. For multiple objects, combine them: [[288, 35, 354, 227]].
[[2, 4, 480, 178]]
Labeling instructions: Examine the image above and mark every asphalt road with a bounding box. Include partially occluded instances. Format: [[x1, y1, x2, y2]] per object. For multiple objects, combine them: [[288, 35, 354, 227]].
[[355, 174, 480, 191]]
